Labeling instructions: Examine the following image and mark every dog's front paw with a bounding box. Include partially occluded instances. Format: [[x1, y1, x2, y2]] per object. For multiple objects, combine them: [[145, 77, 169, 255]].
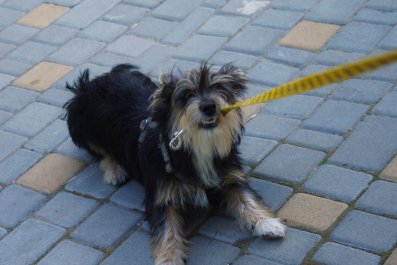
[[253, 218, 286, 240]]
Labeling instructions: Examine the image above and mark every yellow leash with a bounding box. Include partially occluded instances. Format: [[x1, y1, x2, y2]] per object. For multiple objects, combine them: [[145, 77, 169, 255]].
[[221, 49, 397, 114]]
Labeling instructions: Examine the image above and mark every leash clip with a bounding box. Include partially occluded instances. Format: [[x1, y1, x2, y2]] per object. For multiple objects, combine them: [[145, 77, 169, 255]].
[[169, 129, 185, 151]]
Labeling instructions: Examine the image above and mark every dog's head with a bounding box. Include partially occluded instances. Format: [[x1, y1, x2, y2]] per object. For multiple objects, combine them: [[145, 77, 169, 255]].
[[149, 64, 248, 157]]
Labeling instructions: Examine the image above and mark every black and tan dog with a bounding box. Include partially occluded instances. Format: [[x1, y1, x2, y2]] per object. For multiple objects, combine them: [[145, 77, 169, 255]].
[[65, 64, 285, 265]]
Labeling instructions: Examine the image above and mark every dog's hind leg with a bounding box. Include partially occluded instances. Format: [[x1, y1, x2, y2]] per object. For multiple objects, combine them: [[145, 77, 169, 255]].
[[99, 156, 127, 186], [224, 180, 286, 240]]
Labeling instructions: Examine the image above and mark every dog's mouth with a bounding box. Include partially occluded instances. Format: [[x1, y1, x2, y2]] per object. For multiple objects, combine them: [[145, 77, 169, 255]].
[[199, 116, 218, 129]]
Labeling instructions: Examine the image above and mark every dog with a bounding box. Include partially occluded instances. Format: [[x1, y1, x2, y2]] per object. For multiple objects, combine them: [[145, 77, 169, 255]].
[[65, 63, 286, 265]]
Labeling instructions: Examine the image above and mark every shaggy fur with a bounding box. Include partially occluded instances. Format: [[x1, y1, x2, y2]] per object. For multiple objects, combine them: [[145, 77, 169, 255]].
[[65, 64, 285, 265]]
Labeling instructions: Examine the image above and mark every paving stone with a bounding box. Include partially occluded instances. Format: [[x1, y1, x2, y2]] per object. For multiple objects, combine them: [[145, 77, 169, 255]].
[[278, 193, 347, 232], [38, 240, 104, 265], [2, 0, 44, 11], [0, 86, 38, 112], [65, 163, 117, 199], [199, 15, 248, 37], [13, 61, 72, 92], [162, 7, 214, 45], [202, 0, 227, 8], [150, 58, 201, 78], [366, 0, 397, 11], [0, 218, 65, 265], [17, 153, 85, 194], [365, 57, 397, 82], [0, 227, 6, 239], [79, 20, 127, 42], [220, 0, 270, 16], [38, 87, 74, 107], [380, 26, 397, 50], [248, 60, 298, 86], [330, 79, 393, 104], [89, 51, 134, 67], [329, 115, 397, 173], [0, 59, 32, 76], [0, 24, 39, 44], [3, 102, 63, 137], [25, 119, 69, 153], [248, 227, 321, 264], [0, 149, 42, 184], [106, 35, 154, 57], [0, 42, 15, 58], [249, 177, 293, 211], [254, 144, 326, 183], [253, 8, 303, 29], [316, 50, 365, 66], [71, 203, 141, 248], [286, 129, 343, 152], [46, 0, 82, 6], [373, 91, 397, 117], [36, 192, 99, 228], [7, 41, 56, 64], [271, 0, 319, 11], [238, 136, 277, 165], [225, 25, 283, 55], [33, 24, 78, 45], [101, 231, 152, 265], [313, 242, 381, 265], [0, 6, 24, 27], [303, 99, 368, 135], [152, 0, 199, 20], [0, 109, 11, 125], [356, 180, 397, 217], [174, 34, 227, 62], [199, 216, 251, 244], [188, 236, 240, 265], [123, 0, 163, 8], [17, 3, 69, 29], [0, 185, 46, 228], [56, 138, 94, 163], [0, 130, 27, 161], [280, 20, 339, 51], [327, 22, 391, 53], [354, 8, 397, 25], [133, 44, 175, 73], [49, 38, 105, 66], [233, 255, 283, 265], [132, 17, 176, 40], [244, 113, 300, 140], [381, 156, 397, 182], [56, 0, 121, 28], [103, 4, 148, 25], [303, 165, 372, 203], [306, 0, 365, 24], [263, 95, 322, 119], [209, 50, 258, 69], [0, 72, 15, 89], [111, 180, 145, 211], [266, 46, 314, 68], [385, 249, 397, 265], [331, 210, 397, 253]]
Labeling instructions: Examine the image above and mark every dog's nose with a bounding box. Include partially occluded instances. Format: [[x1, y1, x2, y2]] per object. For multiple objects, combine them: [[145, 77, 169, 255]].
[[200, 100, 217, 116]]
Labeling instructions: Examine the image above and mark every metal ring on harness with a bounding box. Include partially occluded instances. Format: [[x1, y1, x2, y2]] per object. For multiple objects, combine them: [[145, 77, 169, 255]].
[[169, 129, 185, 151]]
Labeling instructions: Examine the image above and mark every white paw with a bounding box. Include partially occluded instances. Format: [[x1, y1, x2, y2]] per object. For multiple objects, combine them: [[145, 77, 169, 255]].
[[253, 218, 286, 239], [103, 167, 127, 186]]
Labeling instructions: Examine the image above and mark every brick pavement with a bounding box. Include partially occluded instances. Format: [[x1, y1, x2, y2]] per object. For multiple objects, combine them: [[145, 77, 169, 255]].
[[0, 0, 396, 264]]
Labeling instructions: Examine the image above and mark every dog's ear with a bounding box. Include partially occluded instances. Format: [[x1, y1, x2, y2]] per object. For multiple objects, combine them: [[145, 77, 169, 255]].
[[149, 73, 177, 121], [218, 63, 248, 94]]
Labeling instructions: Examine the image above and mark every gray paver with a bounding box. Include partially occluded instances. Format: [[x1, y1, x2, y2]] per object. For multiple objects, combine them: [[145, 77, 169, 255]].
[[354, 8, 397, 25], [56, 138, 94, 163], [0, 218, 65, 265], [0, 185, 46, 228], [110, 180, 145, 211], [210, 50, 258, 69], [266, 46, 314, 68], [366, 0, 397, 11], [103, 4, 148, 25], [248, 227, 321, 265], [220, 0, 270, 15], [0, 130, 27, 161], [150, 58, 201, 78], [3, 102, 63, 137], [356, 180, 397, 217], [0, 24, 39, 44], [134, 44, 175, 73], [286, 129, 343, 152], [303, 99, 368, 135], [303, 165, 372, 203], [380, 26, 397, 50], [152, 0, 200, 20], [79, 20, 127, 42], [66, 163, 117, 199], [89, 51, 135, 67], [365, 56, 397, 82], [0, 42, 15, 58], [306, 0, 366, 24], [45, 0, 82, 7], [331, 210, 397, 253], [263, 95, 322, 119], [132, 17, 176, 40], [36, 192, 99, 228], [0, 227, 6, 239], [253, 9, 303, 29], [249, 177, 293, 211], [313, 242, 381, 265], [198, 15, 249, 37], [0, 59, 32, 76], [202, 0, 227, 8], [7, 41, 56, 64], [316, 50, 365, 66], [248, 60, 298, 86], [271, 0, 319, 11], [33, 25, 78, 45], [49, 38, 105, 66], [372, 90, 397, 117], [0, 109, 11, 125], [0, 86, 38, 112], [233, 255, 283, 265], [0, 73, 15, 90], [254, 144, 326, 183], [38, 240, 104, 265], [2, 0, 44, 11], [0, 149, 42, 184], [56, 0, 121, 28], [106, 35, 154, 57], [123, 0, 163, 8], [224, 26, 283, 55], [245, 113, 301, 140], [38, 88, 74, 107], [0, 7, 23, 27], [239, 136, 277, 165], [329, 115, 397, 172], [71, 203, 141, 248]]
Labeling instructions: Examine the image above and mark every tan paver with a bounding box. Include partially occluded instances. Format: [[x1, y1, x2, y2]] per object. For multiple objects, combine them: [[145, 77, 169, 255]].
[[17, 153, 85, 194], [279, 21, 340, 51], [13, 61, 72, 92], [278, 193, 348, 232], [381, 156, 397, 182], [17, 4, 69, 29], [385, 249, 397, 265]]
